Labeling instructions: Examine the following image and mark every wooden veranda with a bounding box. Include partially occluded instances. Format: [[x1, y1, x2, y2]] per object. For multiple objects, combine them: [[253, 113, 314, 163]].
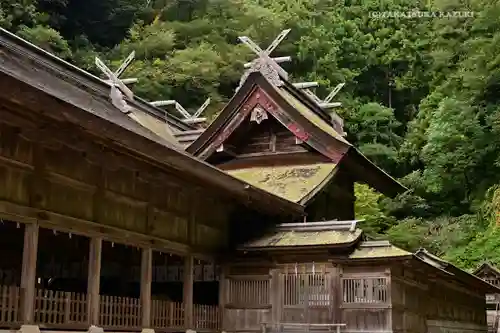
[[0, 285, 218, 331], [0, 220, 222, 332]]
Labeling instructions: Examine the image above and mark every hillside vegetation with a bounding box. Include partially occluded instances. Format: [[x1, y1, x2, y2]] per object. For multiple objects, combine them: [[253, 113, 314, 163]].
[[4, 0, 500, 269]]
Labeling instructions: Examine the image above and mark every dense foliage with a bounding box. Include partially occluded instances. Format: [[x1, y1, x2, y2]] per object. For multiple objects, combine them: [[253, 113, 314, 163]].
[[4, 0, 500, 269]]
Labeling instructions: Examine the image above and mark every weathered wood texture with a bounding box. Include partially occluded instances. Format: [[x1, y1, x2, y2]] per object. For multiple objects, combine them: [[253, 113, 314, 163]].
[[340, 266, 391, 333], [473, 265, 499, 331], [0, 284, 219, 331], [223, 117, 307, 159], [224, 275, 271, 332], [221, 263, 390, 333], [391, 262, 487, 333], [222, 261, 489, 333], [195, 83, 347, 163], [0, 103, 231, 255]]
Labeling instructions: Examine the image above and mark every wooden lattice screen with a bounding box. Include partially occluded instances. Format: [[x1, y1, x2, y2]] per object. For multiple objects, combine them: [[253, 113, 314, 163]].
[[227, 275, 270, 307], [340, 275, 391, 331], [341, 276, 389, 304], [279, 270, 334, 324], [224, 275, 272, 332], [282, 273, 332, 307]]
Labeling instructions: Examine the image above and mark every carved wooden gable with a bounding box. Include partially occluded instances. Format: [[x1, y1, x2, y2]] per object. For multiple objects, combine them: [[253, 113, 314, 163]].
[[221, 110, 307, 158], [195, 81, 350, 165], [187, 72, 405, 199], [474, 263, 500, 287]]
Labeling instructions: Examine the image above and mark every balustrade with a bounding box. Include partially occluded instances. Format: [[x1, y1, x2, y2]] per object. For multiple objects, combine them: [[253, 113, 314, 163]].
[[0, 284, 219, 330]]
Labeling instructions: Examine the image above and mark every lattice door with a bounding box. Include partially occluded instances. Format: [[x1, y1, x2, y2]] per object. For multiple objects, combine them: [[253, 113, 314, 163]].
[[279, 271, 334, 324]]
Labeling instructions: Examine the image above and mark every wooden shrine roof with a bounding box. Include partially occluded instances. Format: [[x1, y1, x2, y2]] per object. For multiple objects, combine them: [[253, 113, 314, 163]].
[[473, 262, 500, 277], [174, 129, 206, 148], [0, 28, 193, 142], [241, 220, 363, 250], [414, 249, 500, 294], [0, 29, 305, 218], [276, 87, 349, 145], [187, 72, 406, 198], [226, 163, 337, 203], [239, 221, 409, 258], [237, 219, 500, 293]]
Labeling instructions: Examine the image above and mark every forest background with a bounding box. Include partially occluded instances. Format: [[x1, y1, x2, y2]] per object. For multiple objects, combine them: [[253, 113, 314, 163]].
[[3, 0, 500, 270]]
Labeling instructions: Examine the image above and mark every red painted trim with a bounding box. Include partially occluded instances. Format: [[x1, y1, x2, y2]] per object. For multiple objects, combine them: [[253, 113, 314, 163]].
[[287, 123, 310, 141], [199, 85, 345, 163], [198, 87, 269, 159], [257, 89, 343, 162]]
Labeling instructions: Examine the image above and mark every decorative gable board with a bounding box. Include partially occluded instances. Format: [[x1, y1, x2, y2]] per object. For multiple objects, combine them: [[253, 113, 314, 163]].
[[220, 114, 307, 157], [474, 263, 500, 279], [194, 84, 349, 163]]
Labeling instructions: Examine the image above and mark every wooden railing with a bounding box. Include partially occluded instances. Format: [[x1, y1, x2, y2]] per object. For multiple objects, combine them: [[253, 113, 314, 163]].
[[194, 304, 219, 330], [151, 300, 184, 328], [0, 285, 20, 325], [0, 284, 219, 331], [99, 295, 141, 329], [34, 289, 87, 326]]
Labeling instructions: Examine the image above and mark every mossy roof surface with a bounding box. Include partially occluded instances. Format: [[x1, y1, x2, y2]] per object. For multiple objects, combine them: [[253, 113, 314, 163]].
[[244, 228, 363, 248], [349, 241, 411, 259], [226, 163, 337, 203], [128, 110, 178, 145], [277, 88, 350, 145]]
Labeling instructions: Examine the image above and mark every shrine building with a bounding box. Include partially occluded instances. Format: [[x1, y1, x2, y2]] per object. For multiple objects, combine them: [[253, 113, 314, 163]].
[[0, 27, 497, 333]]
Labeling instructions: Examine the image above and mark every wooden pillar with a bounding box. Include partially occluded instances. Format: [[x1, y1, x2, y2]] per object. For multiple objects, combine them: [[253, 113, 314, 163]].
[[87, 237, 102, 325], [20, 223, 39, 324], [183, 254, 194, 329], [270, 269, 280, 325], [140, 248, 153, 328], [332, 265, 342, 323], [218, 265, 228, 330]]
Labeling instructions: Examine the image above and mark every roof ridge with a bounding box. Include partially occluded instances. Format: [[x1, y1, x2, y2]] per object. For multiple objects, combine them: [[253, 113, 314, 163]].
[[277, 220, 362, 232], [358, 240, 391, 248]]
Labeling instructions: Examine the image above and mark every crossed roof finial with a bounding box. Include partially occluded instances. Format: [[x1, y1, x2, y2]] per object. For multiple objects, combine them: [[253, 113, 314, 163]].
[[95, 51, 137, 113], [150, 98, 211, 126], [237, 29, 292, 88]]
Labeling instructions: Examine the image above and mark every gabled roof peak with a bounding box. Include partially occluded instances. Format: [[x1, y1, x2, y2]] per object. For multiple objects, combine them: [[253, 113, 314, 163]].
[[473, 262, 500, 276]]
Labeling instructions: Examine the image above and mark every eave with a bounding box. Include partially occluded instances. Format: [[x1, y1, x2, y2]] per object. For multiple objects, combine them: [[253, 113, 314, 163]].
[[0, 65, 304, 219], [415, 249, 500, 294], [342, 147, 407, 197], [239, 240, 362, 253], [239, 220, 363, 252]]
